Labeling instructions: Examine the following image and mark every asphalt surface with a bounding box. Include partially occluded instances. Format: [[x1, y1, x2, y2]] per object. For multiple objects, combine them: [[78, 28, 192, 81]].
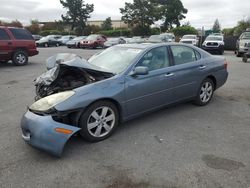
[[0, 46, 249, 188]]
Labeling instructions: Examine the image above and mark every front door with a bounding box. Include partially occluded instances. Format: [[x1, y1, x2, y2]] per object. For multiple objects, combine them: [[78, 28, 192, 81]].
[[124, 46, 175, 118]]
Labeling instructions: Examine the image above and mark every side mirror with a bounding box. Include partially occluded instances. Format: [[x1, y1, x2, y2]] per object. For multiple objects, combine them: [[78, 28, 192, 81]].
[[130, 66, 149, 76]]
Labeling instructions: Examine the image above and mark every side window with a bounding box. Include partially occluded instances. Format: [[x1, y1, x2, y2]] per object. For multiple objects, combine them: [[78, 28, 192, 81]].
[[0, 29, 10, 40], [170, 46, 197, 65], [9, 28, 33, 40], [137, 47, 170, 71]]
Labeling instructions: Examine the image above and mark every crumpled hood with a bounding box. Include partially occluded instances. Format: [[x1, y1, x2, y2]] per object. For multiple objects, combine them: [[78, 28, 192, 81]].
[[45, 53, 112, 73]]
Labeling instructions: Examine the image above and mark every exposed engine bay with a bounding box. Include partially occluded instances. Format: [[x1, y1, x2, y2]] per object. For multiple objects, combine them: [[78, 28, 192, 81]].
[[35, 53, 114, 100]]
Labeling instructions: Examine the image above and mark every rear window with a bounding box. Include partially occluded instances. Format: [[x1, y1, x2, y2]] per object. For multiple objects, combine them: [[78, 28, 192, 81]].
[[0, 28, 10, 40], [9, 28, 33, 40]]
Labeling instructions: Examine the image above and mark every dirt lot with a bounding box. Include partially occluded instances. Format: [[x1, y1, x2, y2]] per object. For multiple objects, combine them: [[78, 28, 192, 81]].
[[0, 47, 249, 188]]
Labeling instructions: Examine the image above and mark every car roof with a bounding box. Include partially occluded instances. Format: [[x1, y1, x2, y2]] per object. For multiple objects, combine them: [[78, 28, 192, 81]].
[[117, 42, 196, 49]]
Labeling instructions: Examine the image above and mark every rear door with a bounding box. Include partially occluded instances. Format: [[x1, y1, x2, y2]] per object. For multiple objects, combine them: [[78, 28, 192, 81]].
[[169, 45, 206, 101], [8, 28, 35, 49], [0, 28, 12, 60]]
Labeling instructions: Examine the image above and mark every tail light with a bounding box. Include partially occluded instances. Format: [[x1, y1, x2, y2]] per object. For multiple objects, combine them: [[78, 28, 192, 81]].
[[224, 59, 228, 70]]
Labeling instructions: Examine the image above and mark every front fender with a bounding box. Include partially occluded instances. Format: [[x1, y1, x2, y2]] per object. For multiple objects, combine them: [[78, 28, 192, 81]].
[[21, 110, 81, 157]]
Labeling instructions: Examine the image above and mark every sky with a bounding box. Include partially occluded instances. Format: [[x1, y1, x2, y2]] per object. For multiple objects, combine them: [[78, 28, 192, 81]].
[[0, 0, 249, 29]]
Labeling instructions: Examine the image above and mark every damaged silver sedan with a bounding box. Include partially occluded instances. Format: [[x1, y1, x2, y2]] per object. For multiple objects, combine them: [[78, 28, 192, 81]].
[[21, 43, 228, 156]]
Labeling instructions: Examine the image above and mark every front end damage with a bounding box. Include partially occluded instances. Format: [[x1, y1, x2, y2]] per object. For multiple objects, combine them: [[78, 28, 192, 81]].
[[34, 53, 114, 100], [21, 53, 114, 156]]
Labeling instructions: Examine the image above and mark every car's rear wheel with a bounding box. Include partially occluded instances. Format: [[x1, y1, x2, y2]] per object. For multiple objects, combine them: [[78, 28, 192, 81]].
[[194, 78, 214, 106], [79, 101, 119, 142], [56, 43, 59, 47], [12, 50, 28, 66], [44, 43, 49, 47]]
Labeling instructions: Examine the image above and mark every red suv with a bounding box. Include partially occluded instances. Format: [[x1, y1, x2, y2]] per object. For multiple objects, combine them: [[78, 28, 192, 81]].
[[0, 26, 39, 65]]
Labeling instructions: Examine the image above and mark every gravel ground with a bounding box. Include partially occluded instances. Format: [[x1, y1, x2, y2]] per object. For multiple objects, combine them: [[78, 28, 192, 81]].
[[0, 47, 249, 188]]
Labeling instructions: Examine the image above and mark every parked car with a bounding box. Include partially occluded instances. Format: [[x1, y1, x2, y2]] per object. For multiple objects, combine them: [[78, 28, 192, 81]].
[[235, 29, 250, 57], [0, 26, 38, 65], [148, 35, 171, 43], [32, 35, 42, 41], [179, 35, 199, 46], [104, 37, 126, 47], [160, 33, 175, 42], [21, 43, 228, 156], [127, 36, 145, 44], [201, 35, 225, 55], [36, 35, 62, 47], [66, 36, 86, 48], [58, 35, 76, 45], [80, 34, 107, 49]]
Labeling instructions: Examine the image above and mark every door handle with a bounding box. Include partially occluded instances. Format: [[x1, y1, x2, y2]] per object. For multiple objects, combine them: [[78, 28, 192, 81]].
[[8, 42, 12, 45], [198, 65, 206, 70], [165, 73, 174, 77]]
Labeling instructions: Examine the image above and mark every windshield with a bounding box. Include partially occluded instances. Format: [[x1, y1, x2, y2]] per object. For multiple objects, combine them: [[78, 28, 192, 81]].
[[241, 32, 250, 39], [40, 36, 49, 40], [206, 36, 223, 41], [72, 36, 84, 41], [183, 35, 196, 39], [107, 38, 119, 42], [61, 36, 70, 39], [86, 35, 98, 40], [149, 35, 163, 41], [88, 46, 142, 74]]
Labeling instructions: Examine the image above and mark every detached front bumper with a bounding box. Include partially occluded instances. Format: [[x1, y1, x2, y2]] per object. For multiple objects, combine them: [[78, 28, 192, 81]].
[[21, 110, 81, 157]]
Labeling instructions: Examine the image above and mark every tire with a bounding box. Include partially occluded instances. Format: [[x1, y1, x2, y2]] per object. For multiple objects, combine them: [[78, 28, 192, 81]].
[[56, 43, 59, 47], [236, 51, 241, 57], [219, 50, 224, 55], [79, 101, 119, 142], [12, 50, 28, 66], [194, 78, 214, 106], [243, 54, 248, 63], [44, 43, 49, 47]]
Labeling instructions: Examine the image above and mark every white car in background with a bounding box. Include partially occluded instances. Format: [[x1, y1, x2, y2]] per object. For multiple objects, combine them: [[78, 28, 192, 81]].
[[179, 35, 199, 46]]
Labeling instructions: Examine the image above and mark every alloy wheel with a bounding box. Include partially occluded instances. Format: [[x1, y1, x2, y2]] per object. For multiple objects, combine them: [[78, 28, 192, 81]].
[[87, 106, 115, 138], [16, 54, 26, 64], [200, 81, 213, 103]]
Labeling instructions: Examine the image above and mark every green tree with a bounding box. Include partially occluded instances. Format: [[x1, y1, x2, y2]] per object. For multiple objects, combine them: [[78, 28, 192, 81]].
[[233, 19, 250, 36], [212, 19, 221, 33], [120, 0, 158, 36], [6, 20, 23, 28], [155, 0, 188, 31], [60, 0, 94, 35], [25, 20, 40, 34], [171, 25, 197, 36], [101, 17, 112, 30], [83, 25, 101, 35]]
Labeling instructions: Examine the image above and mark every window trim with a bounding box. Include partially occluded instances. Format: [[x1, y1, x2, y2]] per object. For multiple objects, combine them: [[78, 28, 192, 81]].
[[169, 45, 201, 66]]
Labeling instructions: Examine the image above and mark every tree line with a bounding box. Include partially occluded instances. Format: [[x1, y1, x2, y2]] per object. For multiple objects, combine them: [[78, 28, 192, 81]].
[[0, 0, 249, 37]]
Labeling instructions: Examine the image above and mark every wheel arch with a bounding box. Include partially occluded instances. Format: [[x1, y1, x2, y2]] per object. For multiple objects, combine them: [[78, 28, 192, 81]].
[[87, 98, 123, 122], [206, 75, 217, 89], [11, 47, 28, 57]]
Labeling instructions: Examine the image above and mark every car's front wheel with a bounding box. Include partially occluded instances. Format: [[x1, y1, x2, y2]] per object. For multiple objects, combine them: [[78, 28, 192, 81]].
[[194, 78, 214, 106], [79, 101, 119, 142], [12, 50, 28, 66]]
